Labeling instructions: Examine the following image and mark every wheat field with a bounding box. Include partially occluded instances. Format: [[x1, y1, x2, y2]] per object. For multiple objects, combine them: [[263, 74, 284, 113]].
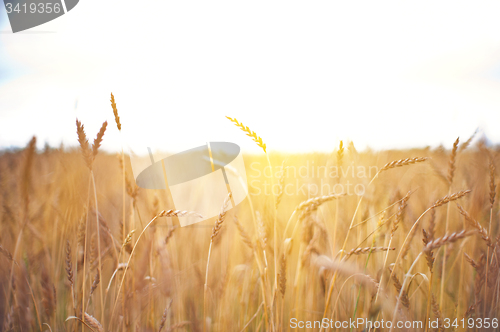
[[0, 100, 499, 331]]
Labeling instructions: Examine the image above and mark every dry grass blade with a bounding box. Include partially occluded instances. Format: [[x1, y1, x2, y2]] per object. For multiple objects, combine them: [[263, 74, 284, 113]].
[[423, 230, 476, 252], [226, 116, 266, 153], [380, 157, 428, 171], [110, 93, 121, 131]]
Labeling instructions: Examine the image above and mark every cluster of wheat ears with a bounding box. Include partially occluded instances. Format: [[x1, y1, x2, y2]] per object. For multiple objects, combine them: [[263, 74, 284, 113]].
[[0, 97, 498, 331]]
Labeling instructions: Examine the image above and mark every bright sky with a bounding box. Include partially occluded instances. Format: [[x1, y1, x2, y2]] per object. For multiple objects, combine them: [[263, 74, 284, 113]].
[[1, 1, 500, 155]]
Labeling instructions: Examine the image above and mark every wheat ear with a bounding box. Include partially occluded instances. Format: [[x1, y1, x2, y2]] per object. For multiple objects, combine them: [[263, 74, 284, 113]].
[[110, 93, 121, 131], [380, 157, 428, 172], [345, 247, 395, 257], [423, 229, 477, 252], [84, 313, 104, 332], [456, 205, 491, 246], [76, 119, 93, 170], [447, 137, 459, 184], [204, 192, 232, 332], [226, 116, 266, 153], [233, 216, 253, 250], [109, 210, 202, 330], [431, 190, 471, 208]]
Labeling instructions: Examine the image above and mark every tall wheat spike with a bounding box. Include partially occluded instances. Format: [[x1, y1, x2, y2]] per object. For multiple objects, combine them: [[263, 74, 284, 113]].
[[226, 116, 266, 153], [204, 192, 232, 332]]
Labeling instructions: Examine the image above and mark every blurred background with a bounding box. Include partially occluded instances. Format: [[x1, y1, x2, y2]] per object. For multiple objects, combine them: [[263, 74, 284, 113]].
[[1, 1, 500, 154]]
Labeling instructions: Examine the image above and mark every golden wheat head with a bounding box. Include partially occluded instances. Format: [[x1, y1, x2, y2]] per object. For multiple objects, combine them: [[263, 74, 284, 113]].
[[226, 116, 266, 153]]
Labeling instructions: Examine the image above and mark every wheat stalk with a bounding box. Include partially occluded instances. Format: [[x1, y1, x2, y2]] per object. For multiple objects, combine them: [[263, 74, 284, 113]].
[[159, 209, 204, 219], [345, 246, 395, 257], [391, 271, 410, 310], [337, 140, 344, 167], [226, 116, 266, 153], [295, 193, 344, 212], [391, 191, 412, 236], [459, 129, 477, 152], [158, 300, 172, 332], [431, 295, 444, 332], [423, 229, 476, 252], [109, 209, 201, 330], [440, 137, 460, 312], [275, 160, 287, 209], [233, 216, 253, 250], [92, 122, 107, 159], [110, 93, 121, 131], [423, 227, 437, 322], [447, 137, 459, 185], [278, 254, 287, 298], [431, 190, 471, 208], [164, 227, 176, 246], [76, 119, 93, 170], [456, 205, 491, 246], [204, 192, 232, 332], [167, 322, 192, 331], [380, 157, 428, 172], [490, 157, 496, 209], [211, 193, 232, 240], [0, 244, 14, 262], [422, 229, 435, 272], [84, 313, 104, 332]]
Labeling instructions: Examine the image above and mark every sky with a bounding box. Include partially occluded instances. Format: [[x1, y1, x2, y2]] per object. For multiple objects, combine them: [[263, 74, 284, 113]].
[[1, 1, 500, 155]]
